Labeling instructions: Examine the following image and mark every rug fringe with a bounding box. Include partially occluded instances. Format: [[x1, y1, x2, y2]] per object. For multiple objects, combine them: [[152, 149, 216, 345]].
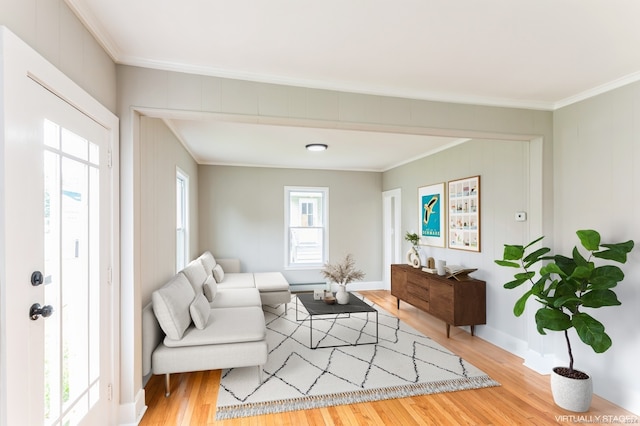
[[215, 375, 500, 420]]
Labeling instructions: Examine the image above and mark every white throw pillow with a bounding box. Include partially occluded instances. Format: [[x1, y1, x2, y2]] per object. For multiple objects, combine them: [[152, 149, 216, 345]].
[[181, 260, 208, 294], [212, 264, 225, 283], [189, 293, 211, 330], [203, 275, 217, 302], [152, 274, 196, 340], [198, 251, 216, 276]]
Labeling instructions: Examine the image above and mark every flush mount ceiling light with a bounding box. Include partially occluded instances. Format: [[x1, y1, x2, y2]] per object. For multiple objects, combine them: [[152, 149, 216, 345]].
[[305, 143, 328, 152]]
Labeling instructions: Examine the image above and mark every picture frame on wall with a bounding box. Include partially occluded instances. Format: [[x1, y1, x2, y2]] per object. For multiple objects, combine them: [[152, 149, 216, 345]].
[[418, 182, 446, 247], [448, 175, 480, 252]]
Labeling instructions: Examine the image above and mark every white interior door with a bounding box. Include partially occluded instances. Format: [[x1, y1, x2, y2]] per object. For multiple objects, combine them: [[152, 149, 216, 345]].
[[1, 31, 115, 426], [382, 189, 402, 289]]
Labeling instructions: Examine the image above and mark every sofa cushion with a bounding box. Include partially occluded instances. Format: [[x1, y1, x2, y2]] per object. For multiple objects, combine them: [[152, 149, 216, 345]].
[[189, 293, 211, 330], [152, 274, 195, 340], [163, 306, 266, 347], [203, 275, 217, 302], [181, 259, 209, 294], [216, 272, 255, 289], [212, 264, 225, 283], [254, 272, 290, 292], [210, 288, 261, 308], [198, 251, 216, 276]]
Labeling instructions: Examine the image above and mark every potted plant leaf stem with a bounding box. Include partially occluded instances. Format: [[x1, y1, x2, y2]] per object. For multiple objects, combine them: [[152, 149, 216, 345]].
[[495, 229, 634, 412]]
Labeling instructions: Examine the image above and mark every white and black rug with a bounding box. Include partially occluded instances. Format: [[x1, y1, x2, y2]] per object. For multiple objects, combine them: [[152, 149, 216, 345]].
[[215, 294, 499, 420]]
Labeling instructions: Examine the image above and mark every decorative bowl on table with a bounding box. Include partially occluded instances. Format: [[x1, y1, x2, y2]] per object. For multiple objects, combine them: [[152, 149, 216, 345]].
[[323, 296, 336, 305]]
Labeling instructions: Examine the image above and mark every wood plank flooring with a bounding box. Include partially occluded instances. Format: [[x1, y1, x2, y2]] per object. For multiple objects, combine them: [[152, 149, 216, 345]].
[[139, 290, 636, 425]]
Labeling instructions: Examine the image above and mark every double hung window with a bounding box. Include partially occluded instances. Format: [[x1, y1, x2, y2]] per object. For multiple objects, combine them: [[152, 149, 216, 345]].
[[285, 187, 328, 268]]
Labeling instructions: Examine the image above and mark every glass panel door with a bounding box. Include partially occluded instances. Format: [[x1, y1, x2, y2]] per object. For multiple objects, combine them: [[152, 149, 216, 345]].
[[43, 120, 102, 426]]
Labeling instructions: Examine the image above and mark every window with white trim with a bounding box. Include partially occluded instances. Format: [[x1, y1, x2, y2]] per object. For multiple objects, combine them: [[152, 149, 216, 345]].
[[285, 186, 328, 269], [176, 169, 189, 271]]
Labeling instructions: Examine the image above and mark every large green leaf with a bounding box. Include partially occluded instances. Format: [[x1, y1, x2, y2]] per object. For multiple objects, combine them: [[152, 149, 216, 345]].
[[555, 278, 579, 295], [513, 290, 533, 316], [523, 247, 551, 266], [553, 255, 577, 276], [580, 289, 621, 308], [589, 266, 624, 289], [572, 312, 612, 353], [535, 308, 571, 334], [594, 240, 634, 262], [540, 263, 564, 276], [570, 264, 593, 280], [572, 246, 589, 267], [577, 229, 601, 251], [552, 295, 581, 308], [495, 260, 520, 268], [502, 245, 524, 261], [523, 236, 546, 250], [503, 277, 527, 289]]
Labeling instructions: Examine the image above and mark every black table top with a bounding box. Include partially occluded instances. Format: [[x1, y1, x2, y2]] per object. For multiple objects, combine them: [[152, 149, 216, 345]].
[[297, 292, 376, 316]]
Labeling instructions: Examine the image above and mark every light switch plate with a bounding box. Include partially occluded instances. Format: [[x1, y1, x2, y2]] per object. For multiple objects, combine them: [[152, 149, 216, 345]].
[[515, 211, 527, 222]]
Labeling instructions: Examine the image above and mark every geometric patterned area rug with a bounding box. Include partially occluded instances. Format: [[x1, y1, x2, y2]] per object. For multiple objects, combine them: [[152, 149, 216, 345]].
[[215, 294, 499, 420]]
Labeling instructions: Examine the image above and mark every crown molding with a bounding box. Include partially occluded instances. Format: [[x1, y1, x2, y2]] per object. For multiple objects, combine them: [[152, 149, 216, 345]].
[[64, 0, 122, 61], [553, 70, 640, 110]]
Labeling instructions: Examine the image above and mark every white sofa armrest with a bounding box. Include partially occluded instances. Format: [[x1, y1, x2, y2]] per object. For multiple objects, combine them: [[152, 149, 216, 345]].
[[217, 258, 241, 273]]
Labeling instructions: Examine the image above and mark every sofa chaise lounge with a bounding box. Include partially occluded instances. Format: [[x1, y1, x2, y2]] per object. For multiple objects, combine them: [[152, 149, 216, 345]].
[[142, 252, 291, 396]]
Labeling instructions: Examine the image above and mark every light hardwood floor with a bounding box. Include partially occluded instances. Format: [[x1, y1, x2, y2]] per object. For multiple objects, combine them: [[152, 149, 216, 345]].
[[140, 290, 636, 425]]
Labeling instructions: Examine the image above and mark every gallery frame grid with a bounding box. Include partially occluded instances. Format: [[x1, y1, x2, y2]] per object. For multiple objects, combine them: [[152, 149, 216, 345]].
[[447, 175, 480, 252]]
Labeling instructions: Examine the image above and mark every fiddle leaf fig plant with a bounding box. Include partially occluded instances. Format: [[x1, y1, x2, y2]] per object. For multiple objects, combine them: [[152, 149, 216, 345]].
[[495, 229, 634, 373]]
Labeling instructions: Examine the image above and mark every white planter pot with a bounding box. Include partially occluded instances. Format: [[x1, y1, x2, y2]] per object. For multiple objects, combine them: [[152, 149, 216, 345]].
[[335, 284, 350, 304], [550, 367, 593, 412]]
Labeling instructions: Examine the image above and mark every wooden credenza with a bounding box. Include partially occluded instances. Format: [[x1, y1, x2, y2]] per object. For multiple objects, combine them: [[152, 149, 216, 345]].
[[391, 264, 486, 337]]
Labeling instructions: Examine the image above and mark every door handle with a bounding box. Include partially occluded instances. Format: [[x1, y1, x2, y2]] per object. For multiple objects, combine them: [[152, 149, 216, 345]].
[[29, 303, 54, 320]]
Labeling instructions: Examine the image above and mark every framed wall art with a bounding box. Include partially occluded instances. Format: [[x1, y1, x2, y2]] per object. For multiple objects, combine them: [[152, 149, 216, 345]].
[[448, 175, 480, 252], [418, 182, 446, 247]]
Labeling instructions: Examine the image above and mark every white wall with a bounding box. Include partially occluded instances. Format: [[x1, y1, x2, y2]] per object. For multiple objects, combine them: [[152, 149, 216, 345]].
[[140, 117, 199, 306], [0, 0, 117, 112], [554, 82, 640, 413], [198, 165, 382, 284]]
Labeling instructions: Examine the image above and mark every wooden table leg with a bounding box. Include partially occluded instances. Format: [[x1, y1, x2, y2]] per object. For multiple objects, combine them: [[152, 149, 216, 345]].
[[446, 323, 450, 338]]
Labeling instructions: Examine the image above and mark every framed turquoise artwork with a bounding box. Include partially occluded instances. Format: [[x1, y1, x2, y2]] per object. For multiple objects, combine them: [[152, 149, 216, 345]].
[[418, 182, 445, 247]]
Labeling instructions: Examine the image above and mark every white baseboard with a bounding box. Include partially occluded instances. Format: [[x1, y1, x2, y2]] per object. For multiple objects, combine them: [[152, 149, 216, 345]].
[[473, 323, 529, 359], [118, 388, 147, 426]]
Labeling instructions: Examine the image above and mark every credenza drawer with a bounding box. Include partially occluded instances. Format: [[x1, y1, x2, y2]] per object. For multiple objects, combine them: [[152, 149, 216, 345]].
[[407, 282, 429, 301]]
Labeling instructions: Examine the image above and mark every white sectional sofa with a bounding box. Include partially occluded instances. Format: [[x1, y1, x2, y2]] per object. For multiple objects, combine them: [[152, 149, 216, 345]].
[[199, 252, 292, 310], [142, 251, 291, 397]]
